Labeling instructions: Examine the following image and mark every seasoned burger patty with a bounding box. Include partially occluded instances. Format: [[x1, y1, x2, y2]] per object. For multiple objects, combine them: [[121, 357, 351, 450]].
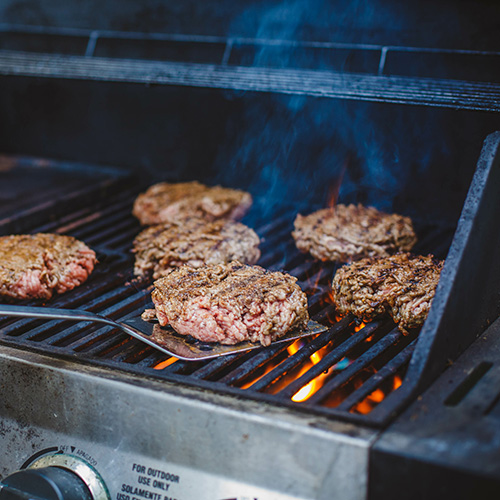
[[0, 233, 97, 301], [133, 218, 261, 279], [150, 261, 309, 346], [133, 181, 252, 225], [292, 204, 417, 263], [332, 252, 443, 332]]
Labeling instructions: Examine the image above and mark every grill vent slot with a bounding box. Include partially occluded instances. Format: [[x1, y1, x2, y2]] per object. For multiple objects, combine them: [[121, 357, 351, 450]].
[[444, 362, 493, 407]]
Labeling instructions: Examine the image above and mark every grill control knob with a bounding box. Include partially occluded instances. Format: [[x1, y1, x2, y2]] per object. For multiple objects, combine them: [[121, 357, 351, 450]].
[[0, 454, 109, 500]]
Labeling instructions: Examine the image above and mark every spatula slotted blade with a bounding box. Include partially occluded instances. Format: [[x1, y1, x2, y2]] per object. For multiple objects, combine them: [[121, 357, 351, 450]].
[[122, 317, 328, 361]]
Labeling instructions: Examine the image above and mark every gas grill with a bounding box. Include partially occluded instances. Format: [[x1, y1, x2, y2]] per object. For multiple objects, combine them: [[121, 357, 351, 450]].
[[0, 1, 500, 499]]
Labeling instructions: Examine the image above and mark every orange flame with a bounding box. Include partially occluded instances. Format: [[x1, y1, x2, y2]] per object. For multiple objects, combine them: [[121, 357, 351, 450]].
[[352, 373, 404, 414], [154, 357, 178, 370], [393, 375, 403, 390], [239, 338, 317, 392], [292, 379, 321, 402], [369, 388, 385, 403], [354, 322, 366, 332], [326, 156, 349, 208], [287, 340, 303, 356], [289, 343, 328, 403], [354, 400, 373, 415]]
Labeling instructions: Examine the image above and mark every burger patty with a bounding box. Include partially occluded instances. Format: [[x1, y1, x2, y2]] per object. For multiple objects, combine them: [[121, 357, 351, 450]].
[[149, 261, 309, 346], [292, 204, 417, 263], [133, 218, 261, 279], [133, 181, 252, 225], [0, 233, 97, 301], [332, 252, 444, 332]]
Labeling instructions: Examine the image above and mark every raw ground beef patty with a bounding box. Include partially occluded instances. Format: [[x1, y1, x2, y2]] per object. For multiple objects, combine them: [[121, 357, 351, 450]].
[[0, 233, 97, 301], [332, 252, 444, 332], [133, 218, 261, 279], [132, 181, 253, 225], [148, 261, 309, 346], [292, 204, 417, 263]]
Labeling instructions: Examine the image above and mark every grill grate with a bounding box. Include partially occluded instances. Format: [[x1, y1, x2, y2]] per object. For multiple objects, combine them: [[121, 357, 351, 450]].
[[0, 157, 453, 427]]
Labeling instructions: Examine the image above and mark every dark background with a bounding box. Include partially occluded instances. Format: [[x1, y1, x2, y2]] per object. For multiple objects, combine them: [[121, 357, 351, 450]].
[[1, 0, 499, 50]]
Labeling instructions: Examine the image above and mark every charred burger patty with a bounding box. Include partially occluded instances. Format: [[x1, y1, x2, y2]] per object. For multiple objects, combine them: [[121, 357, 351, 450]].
[[332, 252, 443, 332], [0, 233, 97, 301], [149, 261, 309, 346], [133, 218, 261, 279], [133, 181, 252, 225], [292, 204, 417, 263]]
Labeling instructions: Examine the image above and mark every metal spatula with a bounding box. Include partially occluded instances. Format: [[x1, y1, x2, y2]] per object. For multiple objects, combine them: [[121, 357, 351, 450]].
[[0, 304, 327, 361]]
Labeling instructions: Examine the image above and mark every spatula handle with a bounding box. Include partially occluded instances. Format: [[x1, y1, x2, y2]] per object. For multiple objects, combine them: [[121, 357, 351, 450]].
[[0, 304, 117, 327]]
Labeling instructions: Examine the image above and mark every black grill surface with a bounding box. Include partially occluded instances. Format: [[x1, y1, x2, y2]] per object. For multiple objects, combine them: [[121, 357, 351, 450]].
[[0, 156, 454, 427]]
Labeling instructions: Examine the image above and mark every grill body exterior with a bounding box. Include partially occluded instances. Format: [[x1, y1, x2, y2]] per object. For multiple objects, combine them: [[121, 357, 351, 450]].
[[0, 345, 375, 500]]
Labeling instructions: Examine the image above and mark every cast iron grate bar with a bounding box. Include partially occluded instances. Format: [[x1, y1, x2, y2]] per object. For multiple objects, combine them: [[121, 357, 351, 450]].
[[336, 340, 416, 412], [189, 350, 264, 381], [304, 328, 409, 405], [242, 317, 356, 393], [0, 158, 450, 426], [217, 343, 294, 385], [274, 320, 389, 399]]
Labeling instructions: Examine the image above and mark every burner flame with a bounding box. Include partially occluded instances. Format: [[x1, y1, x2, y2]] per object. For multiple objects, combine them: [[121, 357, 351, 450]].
[[354, 322, 366, 332], [352, 374, 404, 414], [326, 156, 349, 208], [393, 374, 403, 390], [154, 357, 178, 370], [292, 379, 320, 402], [289, 344, 330, 402]]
